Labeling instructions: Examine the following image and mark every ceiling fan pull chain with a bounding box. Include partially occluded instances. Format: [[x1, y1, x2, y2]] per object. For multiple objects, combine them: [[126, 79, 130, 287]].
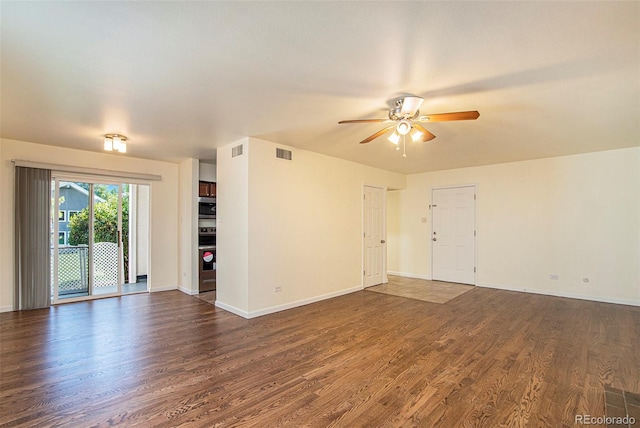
[[402, 134, 407, 158]]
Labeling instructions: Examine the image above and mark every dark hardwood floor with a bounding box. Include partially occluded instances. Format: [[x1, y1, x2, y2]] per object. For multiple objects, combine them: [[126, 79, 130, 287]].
[[1, 287, 638, 427]]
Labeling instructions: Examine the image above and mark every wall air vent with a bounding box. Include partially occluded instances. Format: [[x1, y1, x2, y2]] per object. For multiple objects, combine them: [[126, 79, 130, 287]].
[[232, 144, 243, 158], [276, 148, 292, 161]]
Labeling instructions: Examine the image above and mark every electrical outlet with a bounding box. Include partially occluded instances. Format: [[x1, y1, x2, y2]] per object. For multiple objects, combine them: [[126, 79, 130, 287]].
[[550, 274, 560, 280], [274, 286, 283, 293]]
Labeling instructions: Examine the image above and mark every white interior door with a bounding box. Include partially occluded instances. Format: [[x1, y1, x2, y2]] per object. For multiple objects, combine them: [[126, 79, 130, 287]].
[[363, 185, 385, 287], [431, 186, 476, 285]]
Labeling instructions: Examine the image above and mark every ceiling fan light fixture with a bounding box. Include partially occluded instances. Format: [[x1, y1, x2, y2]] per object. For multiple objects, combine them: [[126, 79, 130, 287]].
[[337, 96, 479, 158], [411, 129, 423, 143], [388, 131, 400, 145], [400, 96, 424, 116], [396, 120, 411, 135]]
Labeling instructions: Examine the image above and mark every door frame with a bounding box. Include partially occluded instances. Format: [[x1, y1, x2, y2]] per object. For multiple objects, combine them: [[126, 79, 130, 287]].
[[51, 174, 151, 304], [362, 184, 387, 287], [430, 184, 478, 285]]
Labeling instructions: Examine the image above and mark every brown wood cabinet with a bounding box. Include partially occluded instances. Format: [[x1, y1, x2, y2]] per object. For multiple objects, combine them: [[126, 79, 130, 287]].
[[199, 181, 216, 197]]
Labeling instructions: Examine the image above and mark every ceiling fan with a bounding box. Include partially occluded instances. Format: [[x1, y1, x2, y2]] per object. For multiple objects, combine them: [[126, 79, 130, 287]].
[[338, 96, 479, 157]]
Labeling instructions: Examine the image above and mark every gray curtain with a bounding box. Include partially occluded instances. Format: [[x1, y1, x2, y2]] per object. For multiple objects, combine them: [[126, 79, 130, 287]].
[[14, 166, 52, 310]]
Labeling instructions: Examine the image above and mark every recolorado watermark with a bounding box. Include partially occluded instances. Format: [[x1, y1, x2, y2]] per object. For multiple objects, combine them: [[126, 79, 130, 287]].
[[575, 414, 636, 425]]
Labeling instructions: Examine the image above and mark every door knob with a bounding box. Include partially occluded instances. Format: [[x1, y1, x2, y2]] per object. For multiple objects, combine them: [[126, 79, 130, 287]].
[[432, 238, 437, 241], [381, 240, 386, 244]]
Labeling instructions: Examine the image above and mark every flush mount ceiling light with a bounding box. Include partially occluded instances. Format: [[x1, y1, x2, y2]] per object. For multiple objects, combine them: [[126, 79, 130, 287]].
[[103, 134, 127, 153]]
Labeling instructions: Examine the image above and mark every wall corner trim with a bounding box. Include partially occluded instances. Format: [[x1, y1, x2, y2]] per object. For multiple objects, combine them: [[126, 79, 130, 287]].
[[216, 286, 363, 319], [245, 286, 363, 319], [215, 301, 250, 318], [151, 285, 179, 293], [176, 286, 198, 296], [386, 271, 432, 281]]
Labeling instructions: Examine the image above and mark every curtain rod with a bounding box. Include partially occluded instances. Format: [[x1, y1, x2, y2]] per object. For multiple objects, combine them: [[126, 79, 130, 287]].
[[11, 159, 162, 182]]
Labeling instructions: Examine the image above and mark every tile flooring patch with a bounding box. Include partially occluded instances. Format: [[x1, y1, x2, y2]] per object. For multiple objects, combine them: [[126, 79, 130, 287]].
[[604, 385, 640, 427]]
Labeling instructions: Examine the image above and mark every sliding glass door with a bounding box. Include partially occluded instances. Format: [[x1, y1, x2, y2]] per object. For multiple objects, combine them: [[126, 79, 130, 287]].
[[51, 177, 149, 303], [90, 182, 121, 296]]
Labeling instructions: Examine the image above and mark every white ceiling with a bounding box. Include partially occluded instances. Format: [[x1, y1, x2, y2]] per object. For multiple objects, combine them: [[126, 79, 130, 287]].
[[2, 1, 638, 174]]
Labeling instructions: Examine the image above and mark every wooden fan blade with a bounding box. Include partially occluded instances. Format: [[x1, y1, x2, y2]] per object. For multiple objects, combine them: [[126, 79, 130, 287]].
[[412, 123, 436, 142], [418, 110, 480, 122], [359, 125, 396, 144], [338, 119, 389, 124]]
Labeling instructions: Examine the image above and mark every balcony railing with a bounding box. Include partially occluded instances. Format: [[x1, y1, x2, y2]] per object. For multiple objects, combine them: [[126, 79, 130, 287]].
[[52, 243, 119, 295]]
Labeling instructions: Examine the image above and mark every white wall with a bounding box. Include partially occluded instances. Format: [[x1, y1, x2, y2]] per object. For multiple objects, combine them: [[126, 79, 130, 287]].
[[215, 138, 250, 314], [199, 162, 217, 182], [178, 158, 199, 295], [0, 140, 4, 310], [216, 137, 405, 318], [388, 147, 640, 305], [0, 138, 181, 311]]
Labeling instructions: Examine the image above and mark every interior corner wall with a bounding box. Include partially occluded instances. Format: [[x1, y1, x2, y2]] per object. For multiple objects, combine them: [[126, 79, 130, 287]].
[[245, 138, 405, 317], [0, 138, 181, 311], [387, 147, 640, 306], [178, 158, 199, 295], [215, 138, 250, 316]]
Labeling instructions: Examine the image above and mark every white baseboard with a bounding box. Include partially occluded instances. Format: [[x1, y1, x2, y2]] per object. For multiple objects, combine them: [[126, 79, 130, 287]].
[[154, 285, 198, 295], [0, 305, 13, 313], [177, 286, 198, 296], [386, 271, 432, 281], [476, 282, 640, 307], [385, 274, 639, 307], [215, 285, 363, 319], [150, 285, 178, 293], [214, 301, 249, 318]]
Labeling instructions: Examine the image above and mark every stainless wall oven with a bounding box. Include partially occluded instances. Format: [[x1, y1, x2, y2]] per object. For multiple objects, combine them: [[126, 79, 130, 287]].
[[198, 227, 216, 292], [198, 227, 216, 293], [198, 197, 216, 219], [198, 227, 216, 247], [199, 247, 216, 292]]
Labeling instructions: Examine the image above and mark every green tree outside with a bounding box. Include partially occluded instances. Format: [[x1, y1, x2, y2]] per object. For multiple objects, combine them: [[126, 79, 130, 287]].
[[68, 192, 129, 282], [74, 183, 112, 201]]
